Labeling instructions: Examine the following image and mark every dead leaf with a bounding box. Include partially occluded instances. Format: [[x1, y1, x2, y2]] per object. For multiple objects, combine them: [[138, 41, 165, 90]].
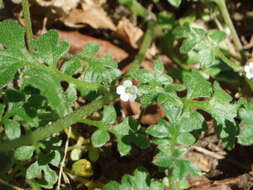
[[63, 3, 116, 30], [57, 30, 128, 62], [116, 18, 143, 48], [36, 0, 79, 13]]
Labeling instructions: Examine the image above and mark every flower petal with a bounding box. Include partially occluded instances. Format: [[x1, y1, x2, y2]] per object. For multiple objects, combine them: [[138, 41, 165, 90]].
[[116, 86, 125, 95], [120, 93, 129, 102], [245, 65, 250, 73], [246, 72, 253, 79], [128, 94, 137, 101], [123, 80, 132, 87], [132, 86, 138, 94]]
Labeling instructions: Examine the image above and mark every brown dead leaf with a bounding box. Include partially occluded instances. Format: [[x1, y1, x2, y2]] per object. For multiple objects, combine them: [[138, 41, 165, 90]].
[[57, 30, 128, 62], [63, 3, 116, 30], [116, 18, 143, 48], [36, 0, 79, 13]]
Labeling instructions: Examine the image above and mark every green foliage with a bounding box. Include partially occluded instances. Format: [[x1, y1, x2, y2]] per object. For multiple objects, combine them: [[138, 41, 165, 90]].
[[31, 30, 69, 67], [104, 167, 164, 190], [14, 146, 34, 161], [131, 61, 174, 105], [238, 101, 253, 145], [86, 106, 148, 156], [2, 3, 253, 190], [173, 23, 227, 67], [25, 137, 62, 189], [167, 0, 182, 8]]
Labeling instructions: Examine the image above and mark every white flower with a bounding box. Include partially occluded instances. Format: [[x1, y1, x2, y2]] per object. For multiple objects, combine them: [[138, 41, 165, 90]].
[[116, 80, 138, 102], [244, 62, 253, 79]]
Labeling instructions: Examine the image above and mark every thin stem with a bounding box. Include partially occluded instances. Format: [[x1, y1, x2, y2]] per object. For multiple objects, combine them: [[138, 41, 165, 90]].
[[28, 61, 106, 92], [214, 48, 242, 72], [128, 21, 155, 74], [0, 178, 24, 190], [56, 127, 71, 190], [119, 0, 155, 20], [210, 0, 245, 62], [0, 93, 117, 152], [21, 0, 33, 51]]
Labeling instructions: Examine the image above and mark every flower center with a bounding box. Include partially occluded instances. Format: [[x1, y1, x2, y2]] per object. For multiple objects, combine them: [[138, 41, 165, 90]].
[[125, 87, 135, 94]]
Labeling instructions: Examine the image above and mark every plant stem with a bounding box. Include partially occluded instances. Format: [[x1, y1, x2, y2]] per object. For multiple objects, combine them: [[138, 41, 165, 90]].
[[214, 48, 242, 72], [0, 93, 117, 152], [210, 0, 245, 62], [118, 0, 155, 20], [21, 0, 33, 51], [29, 62, 106, 92], [128, 21, 155, 73]]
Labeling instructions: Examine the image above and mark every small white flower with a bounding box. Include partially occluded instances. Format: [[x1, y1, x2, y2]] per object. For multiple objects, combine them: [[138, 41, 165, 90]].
[[244, 62, 253, 79], [116, 80, 138, 102]]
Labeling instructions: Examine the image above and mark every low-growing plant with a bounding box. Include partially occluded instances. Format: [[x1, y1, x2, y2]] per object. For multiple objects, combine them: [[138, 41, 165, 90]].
[[0, 0, 253, 189]]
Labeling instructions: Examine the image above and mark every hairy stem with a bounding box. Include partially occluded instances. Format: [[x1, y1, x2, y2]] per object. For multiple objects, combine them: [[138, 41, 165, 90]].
[[21, 0, 33, 51], [119, 0, 155, 20], [0, 93, 116, 152], [210, 0, 245, 61], [128, 21, 155, 73], [29, 61, 106, 92]]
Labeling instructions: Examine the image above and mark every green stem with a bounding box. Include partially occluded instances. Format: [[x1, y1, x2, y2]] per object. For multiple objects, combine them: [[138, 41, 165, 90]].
[[119, 0, 155, 20], [29, 62, 106, 92], [0, 93, 116, 152], [128, 21, 155, 73], [210, 0, 245, 61], [21, 0, 33, 51], [214, 48, 242, 72], [80, 119, 111, 130]]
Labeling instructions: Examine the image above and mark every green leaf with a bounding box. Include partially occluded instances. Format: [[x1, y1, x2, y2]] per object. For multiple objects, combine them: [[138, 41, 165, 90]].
[[173, 159, 201, 178], [102, 105, 117, 124], [117, 139, 131, 156], [83, 55, 121, 84], [157, 12, 175, 30], [104, 181, 120, 190], [31, 30, 69, 66], [0, 49, 28, 88], [0, 20, 25, 48], [182, 71, 212, 98], [80, 43, 100, 57], [161, 94, 183, 123], [167, 0, 182, 7], [91, 129, 110, 147], [105, 168, 164, 190], [3, 119, 21, 140], [179, 110, 204, 132], [154, 151, 174, 168], [173, 24, 226, 67], [208, 82, 237, 125], [88, 148, 100, 162], [238, 127, 253, 145], [153, 61, 164, 74], [22, 68, 71, 116], [61, 58, 82, 76], [131, 69, 154, 83], [208, 30, 226, 43], [111, 117, 148, 156], [205, 83, 239, 149], [42, 165, 58, 186], [146, 120, 169, 138], [177, 133, 195, 145], [239, 101, 253, 127], [50, 150, 62, 167], [14, 146, 34, 161], [26, 161, 42, 179]]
